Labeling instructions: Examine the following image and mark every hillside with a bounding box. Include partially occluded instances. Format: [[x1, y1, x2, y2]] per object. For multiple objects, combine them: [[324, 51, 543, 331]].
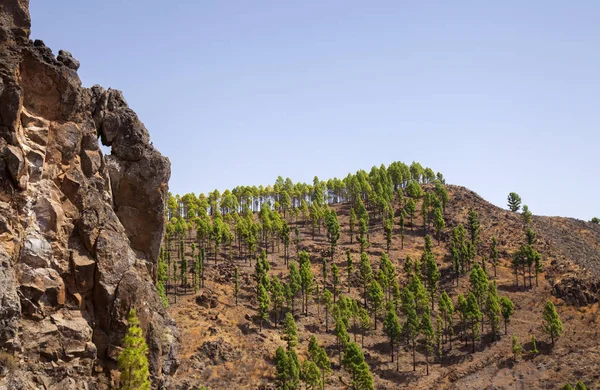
[[164, 184, 600, 390]]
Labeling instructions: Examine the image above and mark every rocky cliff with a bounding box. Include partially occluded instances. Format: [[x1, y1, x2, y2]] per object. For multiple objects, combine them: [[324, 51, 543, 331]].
[[0, 1, 179, 388]]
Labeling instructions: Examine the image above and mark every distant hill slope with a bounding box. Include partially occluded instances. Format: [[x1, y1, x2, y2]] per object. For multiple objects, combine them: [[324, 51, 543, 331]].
[[166, 183, 600, 389]]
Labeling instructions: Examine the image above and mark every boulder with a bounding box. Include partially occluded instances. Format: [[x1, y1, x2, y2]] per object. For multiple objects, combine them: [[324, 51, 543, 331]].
[[56, 50, 80, 71], [20, 233, 52, 268]]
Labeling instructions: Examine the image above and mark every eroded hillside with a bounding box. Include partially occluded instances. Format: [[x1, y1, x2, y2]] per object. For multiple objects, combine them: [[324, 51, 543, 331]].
[[165, 184, 600, 390]]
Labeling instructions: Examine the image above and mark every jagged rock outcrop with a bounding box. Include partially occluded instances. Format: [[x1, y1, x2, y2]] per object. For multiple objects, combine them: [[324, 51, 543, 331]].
[[0, 1, 179, 388]]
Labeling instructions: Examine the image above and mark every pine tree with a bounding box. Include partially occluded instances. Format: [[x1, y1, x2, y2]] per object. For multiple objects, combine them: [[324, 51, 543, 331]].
[[172, 254, 178, 303], [301, 360, 322, 390], [359, 217, 369, 252], [323, 288, 333, 332], [405, 199, 417, 230], [322, 258, 328, 286], [466, 292, 482, 353], [334, 317, 350, 366], [542, 300, 563, 345], [423, 239, 440, 311], [359, 252, 373, 308], [467, 209, 480, 250], [299, 251, 315, 316], [507, 192, 522, 212], [288, 263, 302, 314], [490, 236, 499, 278], [325, 210, 340, 261], [200, 248, 205, 288], [257, 282, 270, 331], [531, 334, 538, 354], [118, 309, 150, 390], [433, 207, 445, 244], [271, 276, 285, 325], [512, 334, 522, 360], [358, 307, 371, 348], [181, 247, 188, 295], [500, 296, 515, 335], [275, 346, 300, 390], [383, 307, 402, 364], [349, 208, 357, 244], [575, 381, 587, 390], [469, 264, 488, 310], [157, 253, 168, 308], [436, 314, 443, 361], [522, 205, 532, 225], [283, 312, 298, 350], [368, 280, 384, 330], [438, 291, 455, 347], [402, 288, 419, 371], [346, 250, 353, 293], [485, 282, 501, 341], [342, 343, 374, 390], [420, 306, 434, 375], [332, 264, 340, 303]]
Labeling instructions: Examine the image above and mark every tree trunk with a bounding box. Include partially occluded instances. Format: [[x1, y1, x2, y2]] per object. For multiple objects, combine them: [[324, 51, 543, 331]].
[[412, 339, 416, 371]]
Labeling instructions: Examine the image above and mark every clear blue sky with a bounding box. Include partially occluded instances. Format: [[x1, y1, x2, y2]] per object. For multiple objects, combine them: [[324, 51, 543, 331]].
[[30, 1, 599, 220]]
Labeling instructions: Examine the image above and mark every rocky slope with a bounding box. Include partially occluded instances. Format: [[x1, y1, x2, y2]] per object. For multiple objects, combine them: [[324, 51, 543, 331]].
[[0, 1, 179, 388]]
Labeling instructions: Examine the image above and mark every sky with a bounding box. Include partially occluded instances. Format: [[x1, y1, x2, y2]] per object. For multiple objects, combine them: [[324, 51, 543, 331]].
[[30, 1, 599, 220]]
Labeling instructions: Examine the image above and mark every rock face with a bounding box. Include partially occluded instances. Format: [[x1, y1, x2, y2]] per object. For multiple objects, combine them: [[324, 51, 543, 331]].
[[0, 1, 179, 388]]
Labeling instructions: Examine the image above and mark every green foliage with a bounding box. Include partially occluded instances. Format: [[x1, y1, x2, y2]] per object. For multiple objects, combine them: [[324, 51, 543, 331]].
[[118, 309, 150, 390], [331, 264, 340, 302], [433, 207, 445, 243], [257, 282, 271, 331], [307, 337, 331, 389], [512, 335, 522, 360], [450, 224, 469, 283], [531, 334, 538, 354], [469, 263, 489, 308], [406, 180, 423, 199], [500, 296, 515, 335], [301, 360, 322, 390], [299, 251, 315, 315], [368, 280, 384, 329], [408, 274, 429, 315], [342, 343, 374, 390], [157, 253, 168, 308], [358, 217, 369, 252], [467, 209, 480, 248], [507, 192, 522, 212], [282, 312, 298, 350], [404, 198, 417, 229], [466, 292, 482, 352], [325, 209, 341, 259], [490, 236, 499, 278], [420, 306, 434, 373], [383, 307, 402, 363], [438, 291, 455, 345], [575, 381, 587, 390], [422, 237, 440, 310], [542, 300, 563, 345], [401, 287, 419, 371], [359, 252, 373, 307], [522, 205, 532, 225], [485, 282, 501, 341], [591, 217, 600, 225], [275, 346, 301, 390]]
